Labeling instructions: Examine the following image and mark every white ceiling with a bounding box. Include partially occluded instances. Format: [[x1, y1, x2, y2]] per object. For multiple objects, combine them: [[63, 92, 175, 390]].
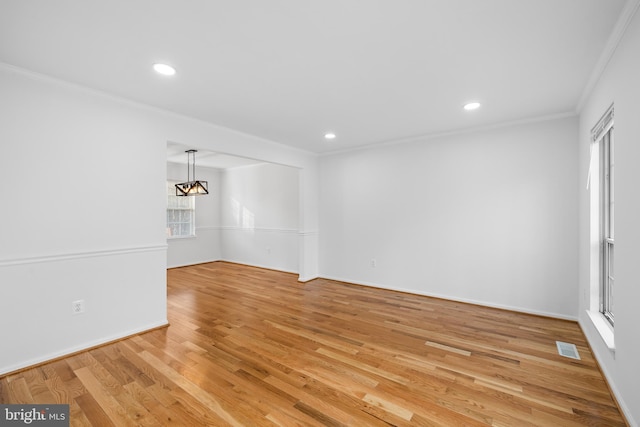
[[0, 0, 631, 154]]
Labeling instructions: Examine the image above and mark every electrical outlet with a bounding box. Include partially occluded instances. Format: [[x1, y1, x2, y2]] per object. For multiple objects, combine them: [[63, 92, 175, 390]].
[[371, 258, 377, 268], [72, 299, 85, 315]]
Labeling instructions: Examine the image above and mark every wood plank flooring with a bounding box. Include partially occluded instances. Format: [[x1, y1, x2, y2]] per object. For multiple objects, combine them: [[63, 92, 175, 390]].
[[1, 262, 627, 426]]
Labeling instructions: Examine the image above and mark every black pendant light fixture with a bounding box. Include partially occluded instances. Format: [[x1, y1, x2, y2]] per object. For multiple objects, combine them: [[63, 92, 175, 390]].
[[175, 149, 209, 196]]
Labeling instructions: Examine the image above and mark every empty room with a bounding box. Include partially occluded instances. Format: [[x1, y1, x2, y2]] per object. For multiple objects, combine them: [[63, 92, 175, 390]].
[[1, 1, 640, 426]]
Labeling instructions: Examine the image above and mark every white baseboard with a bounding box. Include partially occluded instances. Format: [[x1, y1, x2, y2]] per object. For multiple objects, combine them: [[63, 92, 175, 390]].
[[0, 320, 169, 376], [579, 317, 637, 427], [220, 259, 298, 276], [167, 259, 300, 277], [167, 258, 222, 269], [320, 275, 578, 321]]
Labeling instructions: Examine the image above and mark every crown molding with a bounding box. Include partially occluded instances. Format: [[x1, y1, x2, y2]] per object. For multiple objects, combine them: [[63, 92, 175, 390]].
[[576, 0, 640, 112], [320, 111, 577, 157]]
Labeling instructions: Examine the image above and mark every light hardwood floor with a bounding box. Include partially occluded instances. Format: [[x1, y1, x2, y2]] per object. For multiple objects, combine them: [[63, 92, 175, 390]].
[[1, 262, 626, 426]]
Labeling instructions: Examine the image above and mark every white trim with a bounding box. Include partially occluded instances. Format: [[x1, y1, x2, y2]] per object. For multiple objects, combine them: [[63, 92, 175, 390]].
[[590, 104, 615, 142], [0, 244, 167, 267], [218, 259, 298, 275], [576, 0, 640, 112], [0, 320, 169, 376], [167, 258, 222, 269], [579, 317, 636, 427], [173, 225, 303, 234], [168, 226, 301, 235], [219, 226, 299, 234], [167, 235, 197, 240], [586, 310, 615, 351], [0, 61, 317, 158], [586, 142, 596, 190], [167, 259, 299, 276], [166, 225, 221, 239], [587, 105, 614, 190], [320, 112, 577, 157], [320, 275, 578, 321], [196, 226, 221, 230]]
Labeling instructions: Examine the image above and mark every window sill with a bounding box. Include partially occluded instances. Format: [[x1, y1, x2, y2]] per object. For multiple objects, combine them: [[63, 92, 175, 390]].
[[587, 310, 615, 353]]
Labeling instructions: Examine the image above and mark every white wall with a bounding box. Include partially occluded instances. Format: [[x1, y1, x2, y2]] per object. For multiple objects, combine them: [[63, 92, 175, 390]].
[[0, 64, 319, 375], [320, 116, 579, 319], [166, 163, 222, 268], [0, 66, 168, 374], [578, 6, 640, 425], [221, 163, 299, 273]]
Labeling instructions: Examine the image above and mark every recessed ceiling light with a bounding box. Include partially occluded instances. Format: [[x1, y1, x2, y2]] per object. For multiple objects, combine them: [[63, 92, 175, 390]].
[[463, 102, 481, 111], [324, 133, 336, 140], [153, 63, 176, 76]]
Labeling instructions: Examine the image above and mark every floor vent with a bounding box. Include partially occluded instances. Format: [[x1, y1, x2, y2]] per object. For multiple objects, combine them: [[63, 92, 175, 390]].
[[556, 341, 580, 360]]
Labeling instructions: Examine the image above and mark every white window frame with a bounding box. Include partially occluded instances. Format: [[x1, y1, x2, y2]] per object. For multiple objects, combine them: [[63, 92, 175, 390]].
[[600, 127, 614, 326], [589, 105, 614, 328], [166, 180, 196, 238]]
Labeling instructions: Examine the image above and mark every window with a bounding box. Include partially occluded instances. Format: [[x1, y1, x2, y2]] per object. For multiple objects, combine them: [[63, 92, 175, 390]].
[[590, 105, 614, 327], [166, 181, 195, 238], [600, 126, 614, 325]]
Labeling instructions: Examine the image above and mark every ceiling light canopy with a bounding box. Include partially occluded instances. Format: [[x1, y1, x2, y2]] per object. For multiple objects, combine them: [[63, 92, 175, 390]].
[[153, 63, 176, 76], [324, 133, 336, 140], [463, 102, 481, 111], [176, 150, 208, 196]]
